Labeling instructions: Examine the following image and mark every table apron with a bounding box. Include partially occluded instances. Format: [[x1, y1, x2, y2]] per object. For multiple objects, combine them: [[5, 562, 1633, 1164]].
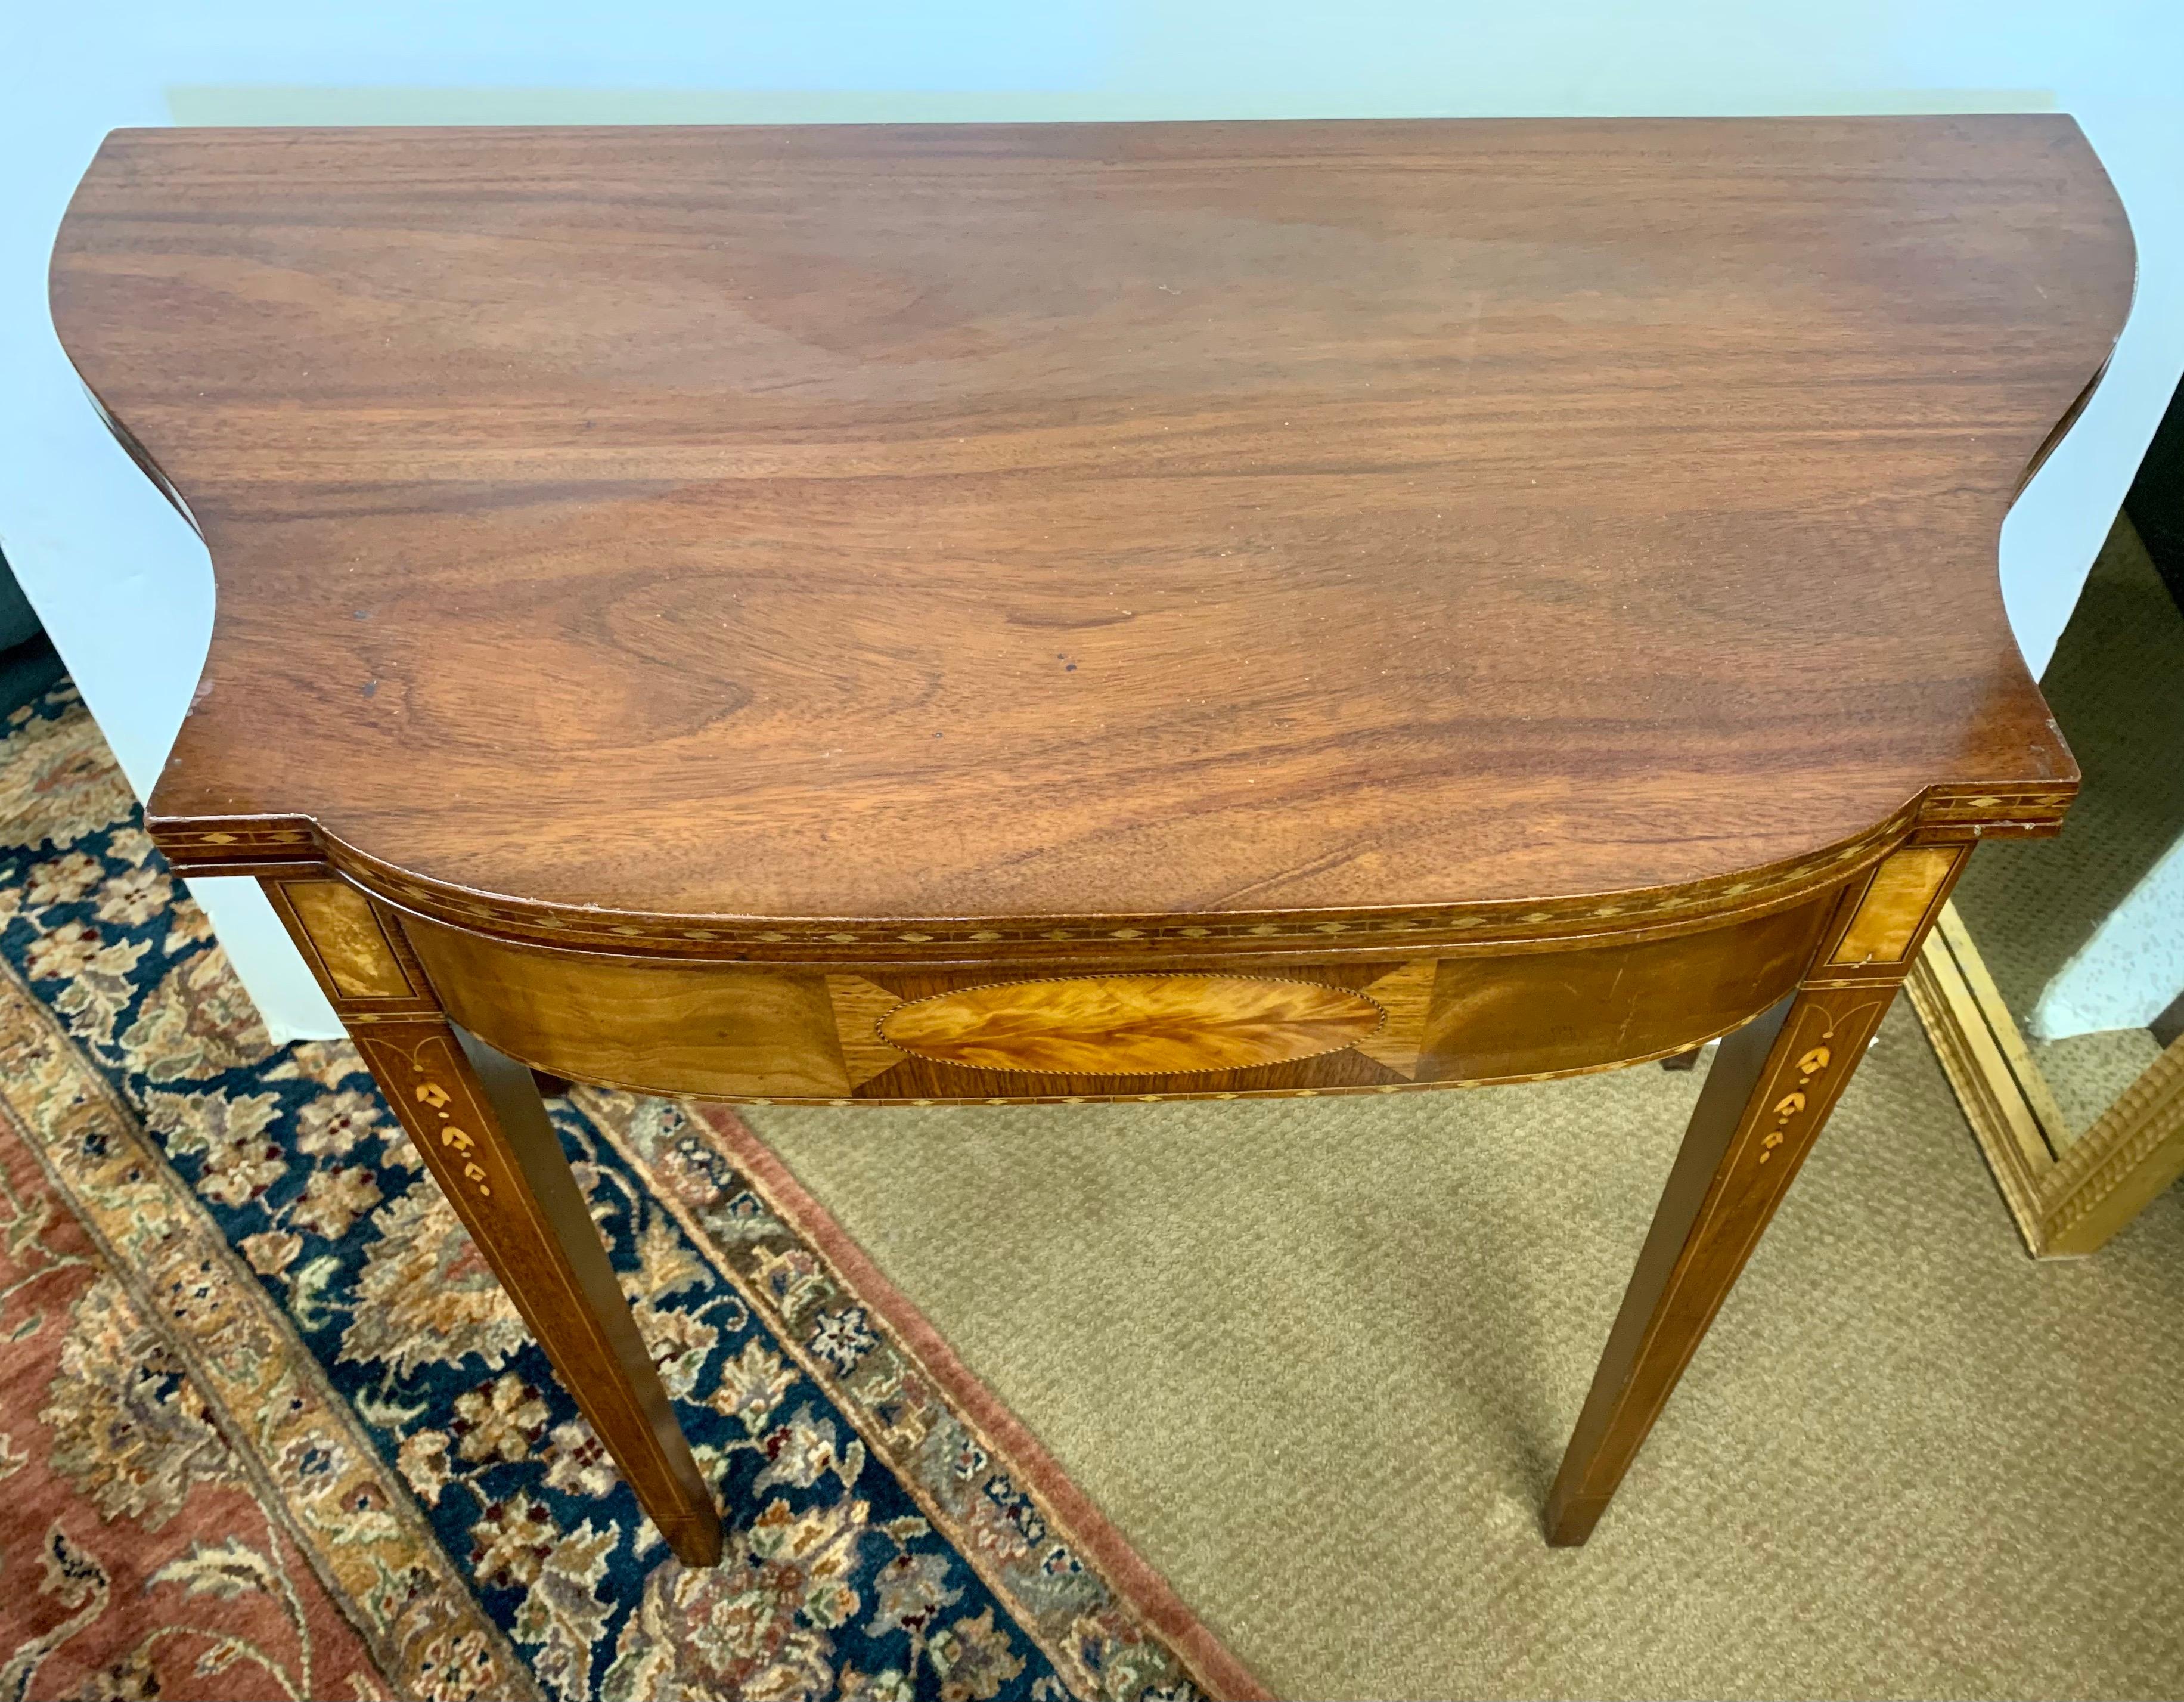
[[316, 892, 1848, 1105]]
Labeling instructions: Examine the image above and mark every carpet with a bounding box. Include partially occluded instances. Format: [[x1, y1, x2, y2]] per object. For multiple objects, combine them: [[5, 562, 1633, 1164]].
[[0, 680, 1256, 1701], [0, 1032, 394, 1701], [744, 1013, 2184, 1697]]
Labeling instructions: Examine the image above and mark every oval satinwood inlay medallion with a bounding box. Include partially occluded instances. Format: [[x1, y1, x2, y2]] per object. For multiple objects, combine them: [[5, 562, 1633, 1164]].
[[877, 975, 1386, 1077]]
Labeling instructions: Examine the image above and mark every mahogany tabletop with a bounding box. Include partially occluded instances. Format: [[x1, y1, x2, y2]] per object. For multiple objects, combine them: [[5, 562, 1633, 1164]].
[[51, 118, 2133, 945]]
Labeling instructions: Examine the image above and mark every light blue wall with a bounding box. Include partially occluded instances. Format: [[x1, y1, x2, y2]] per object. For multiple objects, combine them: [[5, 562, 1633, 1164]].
[[5, 1, 2179, 1038]]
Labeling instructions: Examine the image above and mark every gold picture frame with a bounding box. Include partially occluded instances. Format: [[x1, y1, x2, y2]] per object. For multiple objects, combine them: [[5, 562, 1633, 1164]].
[[1909, 901, 2184, 1257]]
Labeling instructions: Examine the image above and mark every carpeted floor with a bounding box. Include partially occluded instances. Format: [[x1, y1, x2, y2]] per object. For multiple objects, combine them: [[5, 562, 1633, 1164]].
[[0, 683, 1239, 1702], [0, 1056, 393, 1701], [748, 1009, 2184, 1698]]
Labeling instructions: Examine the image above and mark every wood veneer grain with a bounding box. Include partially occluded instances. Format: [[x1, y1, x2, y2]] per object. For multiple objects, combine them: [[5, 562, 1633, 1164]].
[[389, 895, 1831, 1103], [52, 119, 2128, 945]]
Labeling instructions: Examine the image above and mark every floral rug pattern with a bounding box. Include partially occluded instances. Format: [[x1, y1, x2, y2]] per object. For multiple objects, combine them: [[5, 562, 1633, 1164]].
[[0, 1027, 403, 1701], [0, 684, 1224, 1701]]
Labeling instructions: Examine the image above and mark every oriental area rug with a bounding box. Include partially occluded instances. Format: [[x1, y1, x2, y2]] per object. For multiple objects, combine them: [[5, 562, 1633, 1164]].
[[0, 679, 1259, 1702]]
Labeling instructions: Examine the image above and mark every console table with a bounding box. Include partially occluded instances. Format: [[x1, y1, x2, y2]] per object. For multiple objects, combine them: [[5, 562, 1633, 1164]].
[[51, 117, 2132, 1565]]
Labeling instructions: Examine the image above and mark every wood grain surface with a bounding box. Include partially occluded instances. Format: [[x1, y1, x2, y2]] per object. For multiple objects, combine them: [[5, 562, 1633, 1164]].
[[377, 894, 1827, 1103], [1826, 845, 1963, 965], [877, 974, 1385, 1075], [51, 119, 2131, 944]]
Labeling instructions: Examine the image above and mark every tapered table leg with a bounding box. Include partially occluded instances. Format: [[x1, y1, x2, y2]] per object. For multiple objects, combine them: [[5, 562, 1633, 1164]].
[[262, 876, 721, 1563], [1547, 842, 1968, 1545], [348, 1016, 723, 1564], [1546, 984, 1893, 1543]]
